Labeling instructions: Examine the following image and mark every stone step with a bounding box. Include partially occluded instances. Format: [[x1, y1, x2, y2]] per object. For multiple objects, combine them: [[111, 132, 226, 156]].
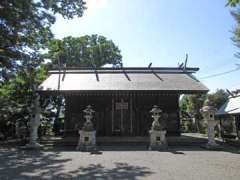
[[39, 135, 208, 147]]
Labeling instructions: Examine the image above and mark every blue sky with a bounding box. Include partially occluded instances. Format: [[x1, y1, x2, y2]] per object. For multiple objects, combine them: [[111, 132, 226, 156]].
[[52, 0, 240, 92]]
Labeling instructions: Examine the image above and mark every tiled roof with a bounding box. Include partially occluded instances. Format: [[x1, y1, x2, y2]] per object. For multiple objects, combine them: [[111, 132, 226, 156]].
[[216, 95, 240, 115]]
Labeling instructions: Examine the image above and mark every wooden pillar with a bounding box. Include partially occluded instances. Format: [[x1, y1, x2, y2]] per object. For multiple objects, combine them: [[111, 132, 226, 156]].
[[176, 94, 181, 136], [130, 94, 133, 135], [236, 115, 240, 138], [63, 96, 69, 137], [120, 98, 124, 131], [111, 96, 114, 134]]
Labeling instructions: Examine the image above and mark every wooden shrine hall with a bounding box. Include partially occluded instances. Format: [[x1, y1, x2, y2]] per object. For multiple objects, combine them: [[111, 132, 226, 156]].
[[38, 67, 208, 139]]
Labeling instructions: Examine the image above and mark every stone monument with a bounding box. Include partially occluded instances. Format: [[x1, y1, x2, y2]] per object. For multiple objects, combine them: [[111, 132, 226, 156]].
[[201, 98, 221, 149], [149, 105, 167, 150], [25, 94, 42, 149], [76, 105, 96, 151]]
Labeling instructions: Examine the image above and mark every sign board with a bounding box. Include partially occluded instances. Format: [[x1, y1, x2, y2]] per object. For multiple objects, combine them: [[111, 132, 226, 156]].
[[116, 102, 128, 110]]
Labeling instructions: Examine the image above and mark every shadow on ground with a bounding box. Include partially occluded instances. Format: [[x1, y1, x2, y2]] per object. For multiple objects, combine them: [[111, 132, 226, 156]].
[[0, 148, 68, 179], [41, 143, 240, 155], [0, 133, 239, 179], [0, 147, 153, 180], [67, 163, 153, 179]]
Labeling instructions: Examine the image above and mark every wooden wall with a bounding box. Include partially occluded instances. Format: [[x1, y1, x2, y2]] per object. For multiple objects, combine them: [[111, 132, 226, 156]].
[[132, 94, 180, 136], [64, 93, 180, 137]]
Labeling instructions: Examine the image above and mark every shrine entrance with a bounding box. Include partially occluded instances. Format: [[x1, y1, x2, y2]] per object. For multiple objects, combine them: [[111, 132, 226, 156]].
[[112, 96, 132, 136]]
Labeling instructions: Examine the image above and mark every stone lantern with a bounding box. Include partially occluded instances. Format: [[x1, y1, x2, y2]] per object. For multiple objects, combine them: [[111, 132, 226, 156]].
[[149, 105, 167, 150], [201, 98, 221, 149], [25, 94, 42, 149], [76, 105, 96, 151]]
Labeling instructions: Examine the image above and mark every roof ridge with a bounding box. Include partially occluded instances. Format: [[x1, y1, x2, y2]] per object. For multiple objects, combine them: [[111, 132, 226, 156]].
[[50, 66, 199, 70], [49, 67, 200, 74]]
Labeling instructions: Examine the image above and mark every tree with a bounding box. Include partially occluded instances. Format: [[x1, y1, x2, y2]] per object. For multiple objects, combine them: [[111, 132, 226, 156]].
[[207, 89, 229, 109], [45, 35, 123, 134], [180, 94, 206, 132], [180, 89, 229, 133], [46, 35, 122, 68], [227, 0, 240, 6], [0, 65, 48, 138], [0, 0, 86, 138], [227, 0, 240, 57], [0, 0, 86, 73]]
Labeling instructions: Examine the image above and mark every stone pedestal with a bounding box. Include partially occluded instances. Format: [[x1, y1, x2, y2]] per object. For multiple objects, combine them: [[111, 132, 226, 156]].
[[76, 130, 96, 151], [24, 141, 42, 149], [206, 120, 218, 146], [149, 130, 167, 150], [203, 119, 221, 149]]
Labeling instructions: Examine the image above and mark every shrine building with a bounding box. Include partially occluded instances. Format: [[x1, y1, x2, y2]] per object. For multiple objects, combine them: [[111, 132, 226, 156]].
[[38, 67, 208, 139]]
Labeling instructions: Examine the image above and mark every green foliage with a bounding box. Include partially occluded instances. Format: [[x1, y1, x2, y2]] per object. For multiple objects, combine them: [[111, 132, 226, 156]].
[[45, 35, 123, 135], [0, 0, 122, 138], [181, 121, 194, 133], [0, 65, 48, 137], [180, 89, 228, 114], [180, 89, 229, 133], [0, 0, 86, 138], [227, 0, 240, 7], [227, 0, 240, 57], [207, 89, 229, 109], [0, 0, 86, 70], [46, 35, 122, 68], [180, 94, 206, 114]]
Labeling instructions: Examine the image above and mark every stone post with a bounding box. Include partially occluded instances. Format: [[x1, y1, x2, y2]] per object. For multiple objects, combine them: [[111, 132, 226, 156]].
[[201, 99, 221, 149], [76, 105, 96, 151], [15, 120, 20, 139], [25, 94, 42, 149], [149, 105, 167, 150]]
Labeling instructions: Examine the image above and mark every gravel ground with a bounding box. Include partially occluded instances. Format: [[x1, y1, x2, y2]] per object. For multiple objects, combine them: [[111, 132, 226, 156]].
[[0, 146, 240, 180]]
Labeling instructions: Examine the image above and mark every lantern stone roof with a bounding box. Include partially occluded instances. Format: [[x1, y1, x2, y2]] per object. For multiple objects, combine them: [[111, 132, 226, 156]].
[[216, 95, 240, 115], [201, 105, 217, 113], [38, 67, 208, 94]]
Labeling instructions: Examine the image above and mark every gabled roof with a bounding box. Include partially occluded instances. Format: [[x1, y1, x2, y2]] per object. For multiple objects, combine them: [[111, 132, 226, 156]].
[[38, 67, 208, 94], [216, 95, 240, 115]]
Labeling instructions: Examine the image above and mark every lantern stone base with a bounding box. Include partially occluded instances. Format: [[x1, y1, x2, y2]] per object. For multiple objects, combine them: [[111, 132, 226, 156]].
[[149, 130, 167, 150], [76, 130, 96, 151], [23, 142, 43, 149], [202, 142, 222, 150]]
